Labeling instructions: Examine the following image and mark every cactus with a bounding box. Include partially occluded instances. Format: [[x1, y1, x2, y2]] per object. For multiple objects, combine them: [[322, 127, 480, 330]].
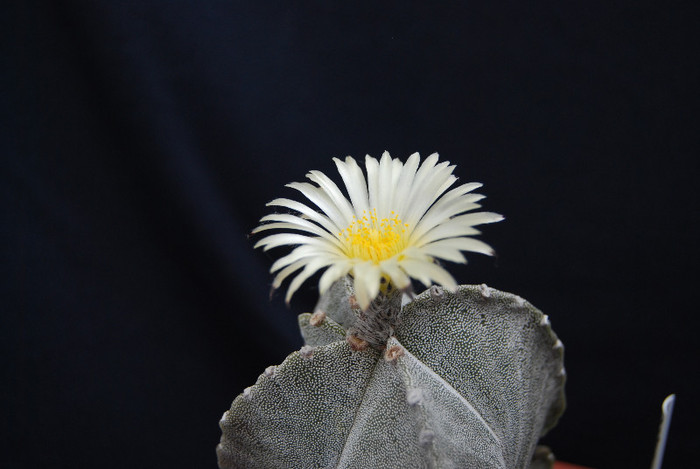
[[217, 281, 565, 469], [220, 153, 566, 467]]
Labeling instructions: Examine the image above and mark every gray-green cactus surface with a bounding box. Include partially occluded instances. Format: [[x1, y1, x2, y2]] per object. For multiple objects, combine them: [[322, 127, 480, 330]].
[[217, 284, 565, 469]]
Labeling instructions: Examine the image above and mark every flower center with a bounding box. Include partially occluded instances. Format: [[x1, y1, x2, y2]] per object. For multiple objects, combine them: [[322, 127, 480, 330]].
[[341, 209, 408, 262]]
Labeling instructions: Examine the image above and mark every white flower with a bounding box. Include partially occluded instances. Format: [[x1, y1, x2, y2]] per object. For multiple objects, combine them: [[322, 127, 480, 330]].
[[253, 151, 503, 310]]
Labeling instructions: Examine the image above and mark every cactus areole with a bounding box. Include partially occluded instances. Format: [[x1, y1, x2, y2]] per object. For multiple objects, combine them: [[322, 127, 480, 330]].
[[219, 153, 565, 469]]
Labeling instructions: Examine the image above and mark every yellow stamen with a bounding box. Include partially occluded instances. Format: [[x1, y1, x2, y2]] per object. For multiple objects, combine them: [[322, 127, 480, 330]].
[[342, 209, 408, 263]]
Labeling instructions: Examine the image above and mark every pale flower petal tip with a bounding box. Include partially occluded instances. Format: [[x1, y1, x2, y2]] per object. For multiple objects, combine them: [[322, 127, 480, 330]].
[[253, 152, 503, 307]]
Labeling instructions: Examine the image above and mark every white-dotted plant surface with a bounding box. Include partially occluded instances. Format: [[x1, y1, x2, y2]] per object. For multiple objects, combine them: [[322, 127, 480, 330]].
[[217, 283, 565, 469]]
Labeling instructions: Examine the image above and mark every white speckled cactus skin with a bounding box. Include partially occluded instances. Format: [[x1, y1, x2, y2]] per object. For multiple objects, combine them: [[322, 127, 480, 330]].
[[217, 281, 565, 469]]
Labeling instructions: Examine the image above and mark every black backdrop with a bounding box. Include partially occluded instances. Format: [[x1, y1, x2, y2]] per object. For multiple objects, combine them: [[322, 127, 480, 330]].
[[3, 1, 698, 468]]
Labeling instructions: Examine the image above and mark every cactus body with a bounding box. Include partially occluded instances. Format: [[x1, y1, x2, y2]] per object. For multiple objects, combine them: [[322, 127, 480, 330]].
[[217, 283, 565, 469]]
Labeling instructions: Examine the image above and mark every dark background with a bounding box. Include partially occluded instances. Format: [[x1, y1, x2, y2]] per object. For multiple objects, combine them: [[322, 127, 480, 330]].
[[3, 1, 698, 468]]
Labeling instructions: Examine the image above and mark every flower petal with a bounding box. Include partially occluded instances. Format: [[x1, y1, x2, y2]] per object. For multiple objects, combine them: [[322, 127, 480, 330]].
[[410, 199, 483, 242], [271, 260, 307, 289], [333, 156, 369, 218], [417, 244, 468, 264], [398, 258, 458, 291], [254, 233, 336, 251], [376, 151, 395, 218], [270, 244, 338, 273], [253, 218, 343, 248], [402, 153, 440, 221], [404, 159, 458, 227], [352, 261, 382, 310], [318, 260, 352, 295], [286, 182, 347, 231], [285, 258, 334, 304], [379, 258, 412, 290], [267, 198, 339, 235], [391, 152, 420, 216], [365, 155, 380, 215], [306, 170, 355, 225], [413, 212, 502, 246], [424, 184, 485, 219], [424, 237, 496, 257]]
